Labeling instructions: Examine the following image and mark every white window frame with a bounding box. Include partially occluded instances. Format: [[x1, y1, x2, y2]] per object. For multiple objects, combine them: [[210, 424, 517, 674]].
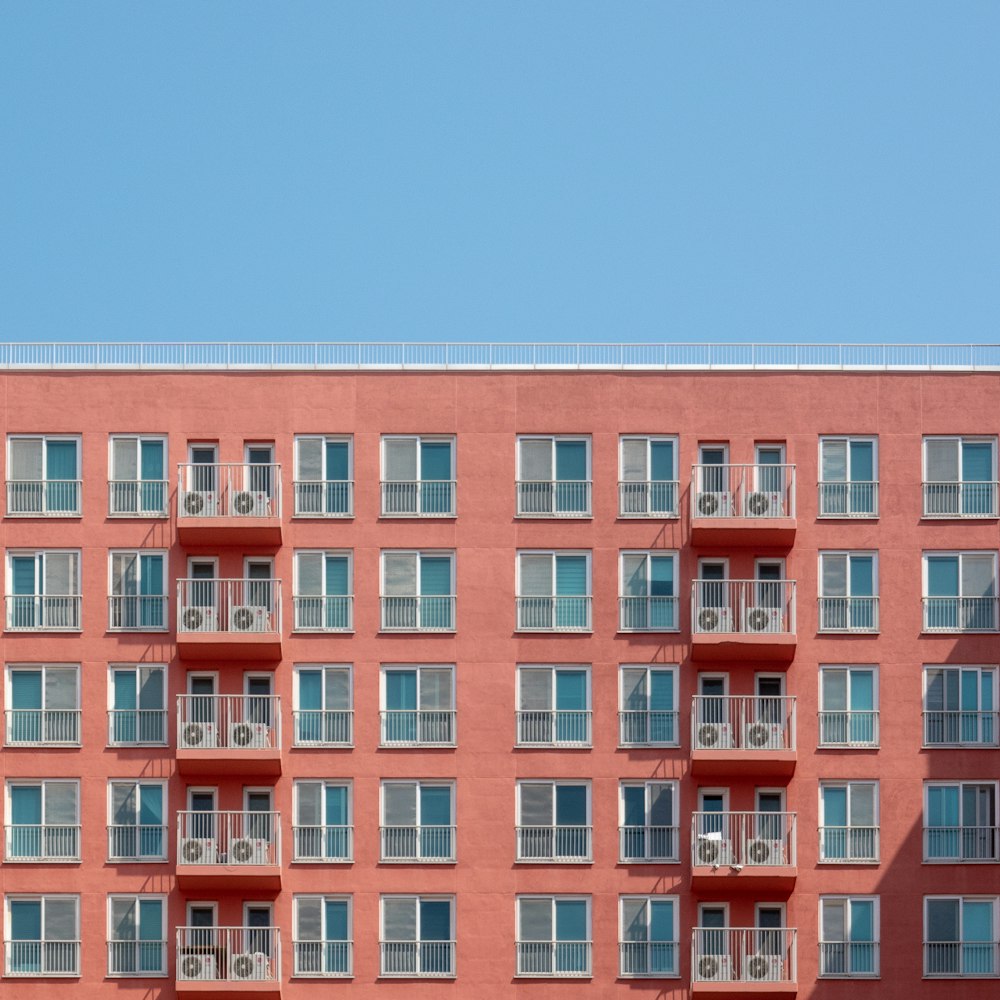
[[515, 895, 592, 977], [106, 778, 168, 863], [292, 894, 352, 977], [106, 894, 167, 978], [618, 894, 680, 979], [818, 665, 879, 747], [380, 550, 456, 597], [379, 894, 456, 977], [922, 664, 998, 747], [817, 895, 880, 979], [819, 780, 880, 863], [922, 551, 999, 598], [923, 895, 1000, 977], [4, 894, 80, 977], [818, 436, 879, 518], [618, 664, 678, 748], [515, 551, 593, 597], [618, 781, 678, 864], [292, 779, 353, 863], [516, 664, 591, 746], [294, 435, 353, 481], [4, 663, 81, 746], [4, 779, 80, 862], [923, 780, 1000, 863]]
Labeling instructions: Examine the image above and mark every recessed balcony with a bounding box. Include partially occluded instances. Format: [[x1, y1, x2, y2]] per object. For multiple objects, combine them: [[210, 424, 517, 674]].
[[691, 927, 797, 993], [176, 811, 281, 890], [176, 578, 282, 660], [691, 580, 796, 661], [176, 926, 281, 996], [691, 812, 797, 890], [690, 465, 796, 545], [177, 463, 282, 545], [176, 695, 281, 775], [691, 696, 796, 776]]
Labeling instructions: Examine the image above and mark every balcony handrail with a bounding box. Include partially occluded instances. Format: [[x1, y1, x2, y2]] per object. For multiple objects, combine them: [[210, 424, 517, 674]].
[[177, 694, 281, 749], [619, 823, 680, 862], [924, 824, 1000, 862], [176, 578, 282, 634], [292, 479, 354, 517], [618, 479, 680, 518], [619, 939, 679, 978], [292, 938, 353, 977], [379, 824, 456, 862], [107, 938, 168, 976], [380, 939, 455, 977], [176, 810, 281, 866], [4, 939, 81, 976], [292, 708, 354, 746], [107, 477, 170, 517], [380, 594, 456, 631], [618, 709, 680, 747], [107, 822, 169, 861], [817, 710, 880, 748], [380, 709, 457, 746], [691, 463, 796, 518], [4, 708, 81, 746], [515, 595, 593, 632], [291, 823, 354, 862], [176, 926, 280, 982], [619, 595, 679, 632], [818, 939, 880, 978], [107, 594, 169, 631], [817, 595, 880, 632], [818, 825, 880, 862], [4, 479, 82, 516], [292, 594, 354, 631], [691, 695, 796, 751], [922, 709, 999, 747], [691, 579, 796, 635], [107, 708, 168, 746], [4, 594, 82, 631], [923, 480, 1000, 518], [515, 824, 593, 862], [923, 940, 1000, 977], [515, 940, 592, 977], [691, 811, 797, 866], [691, 927, 797, 984], [515, 479, 592, 517], [515, 709, 592, 747], [380, 479, 457, 516], [4, 823, 81, 861], [817, 479, 880, 518], [922, 595, 999, 632], [177, 462, 281, 519]]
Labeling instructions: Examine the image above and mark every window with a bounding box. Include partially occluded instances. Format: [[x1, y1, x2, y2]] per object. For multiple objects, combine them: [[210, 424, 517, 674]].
[[517, 665, 590, 746], [5, 550, 80, 630], [819, 437, 878, 517], [619, 782, 678, 862], [107, 895, 166, 976], [380, 551, 455, 631], [5, 665, 79, 746], [293, 781, 352, 862], [293, 896, 351, 977], [380, 781, 455, 862], [619, 436, 678, 517], [108, 436, 167, 516], [293, 551, 352, 630], [293, 665, 352, 746], [819, 666, 878, 747], [381, 436, 456, 516], [381, 665, 455, 746], [923, 437, 998, 517], [516, 551, 592, 631], [5, 895, 79, 976], [923, 552, 998, 631], [109, 551, 166, 630], [620, 896, 678, 978], [819, 897, 879, 977], [516, 896, 591, 977], [924, 666, 997, 746], [818, 552, 878, 631], [619, 665, 678, 746], [925, 896, 998, 976], [6, 436, 80, 516], [5, 780, 79, 862], [516, 436, 591, 516], [516, 780, 591, 862], [380, 896, 455, 977], [107, 781, 165, 862], [819, 782, 879, 862], [925, 783, 998, 862], [108, 664, 166, 746], [620, 551, 678, 630], [293, 436, 352, 516]]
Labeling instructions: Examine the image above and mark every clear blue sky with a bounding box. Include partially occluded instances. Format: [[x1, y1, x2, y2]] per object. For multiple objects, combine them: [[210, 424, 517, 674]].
[[1, 3, 998, 344]]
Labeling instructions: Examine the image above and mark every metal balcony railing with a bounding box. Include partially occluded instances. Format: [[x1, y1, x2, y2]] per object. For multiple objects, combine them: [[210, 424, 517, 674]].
[[818, 481, 879, 518], [380, 710, 456, 747], [515, 825, 592, 863], [619, 941, 678, 978], [691, 464, 795, 519], [516, 710, 591, 747], [380, 940, 455, 977], [176, 578, 281, 635], [619, 596, 678, 631], [691, 696, 796, 752], [692, 928, 797, 984], [4, 823, 80, 861], [618, 480, 679, 518], [380, 595, 455, 631], [4, 940, 80, 976], [293, 709, 353, 747], [516, 480, 592, 517], [923, 596, 999, 632], [176, 927, 280, 982], [177, 463, 281, 519], [292, 939, 352, 977], [107, 709, 168, 746], [5, 480, 81, 516], [692, 812, 797, 867], [923, 481, 999, 518], [177, 695, 280, 751], [4, 595, 81, 631], [292, 824, 353, 862], [924, 941, 999, 977], [516, 596, 592, 631], [293, 480, 354, 517], [619, 825, 680, 863], [107, 939, 168, 976], [818, 596, 879, 632], [818, 826, 880, 863], [5, 709, 81, 746], [924, 826, 1000, 862], [292, 595, 353, 631], [176, 811, 281, 866], [818, 711, 880, 748], [108, 595, 168, 631], [516, 941, 592, 977], [619, 710, 680, 747], [108, 479, 169, 517], [819, 940, 880, 978], [923, 710, 999, 747], [691, 580, 795, 635], [381, 480, 456, 517], [380, 825, 456, 862], [107, 823, 168, 862]]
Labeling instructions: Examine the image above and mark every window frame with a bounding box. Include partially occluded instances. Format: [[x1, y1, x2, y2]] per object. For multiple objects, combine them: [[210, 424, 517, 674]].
[[4, 663, 81, 747], [106, 893, 167, 978], [618, 894, 680, 979], [4, 893, 80, 977]]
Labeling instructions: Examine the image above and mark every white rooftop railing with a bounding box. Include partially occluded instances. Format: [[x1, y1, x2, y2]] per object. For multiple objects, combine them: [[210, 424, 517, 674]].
[[1, 342, 1000, 370]]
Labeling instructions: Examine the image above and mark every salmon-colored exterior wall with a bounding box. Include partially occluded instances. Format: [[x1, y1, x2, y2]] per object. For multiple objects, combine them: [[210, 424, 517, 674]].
[[0, 368, 998, 998]]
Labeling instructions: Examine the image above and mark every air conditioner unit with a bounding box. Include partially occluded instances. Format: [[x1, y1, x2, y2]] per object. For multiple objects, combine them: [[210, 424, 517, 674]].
[[695, 834, 734, 867], [229, 605, 270, 632], [695, 606, 733, 633], [695, 721, 733, 749], [696, 953, 733, 982], [180, 605, 218, 632], [744, 490, 784, 517], [229, 837, 270, 865], [744, 606, 782, 633], [229, 721, 270, 748], [179, 837, 217, 864], [230, 952, 269, 981], [182, 490, 218, 517], [696, 491, 733, 517], [745, 953, 784, 982], [743, 721, 785, 750], [179, 953, 216, 981], [744, 837, 787, 866], [180, 721, 217, 749], [230, 490, 270, 517]]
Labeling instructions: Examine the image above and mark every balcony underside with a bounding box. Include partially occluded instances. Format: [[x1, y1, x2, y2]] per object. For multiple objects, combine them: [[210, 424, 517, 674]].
[[177, 517, 282, 547], [692, 982, 797, 996], [176, 981, 281, 998], [690, 517, 796, 547], [691, 633, 796, 662], [175, 865, 282, 891], [177, 633, 282, 662], [176, 749, 282, 776], [691, 867, 797, 892], [691, 750, 797, 777]]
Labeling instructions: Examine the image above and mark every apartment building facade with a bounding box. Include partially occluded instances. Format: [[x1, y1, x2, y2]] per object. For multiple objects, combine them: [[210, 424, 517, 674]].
[[0, 343, 999, 998]]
